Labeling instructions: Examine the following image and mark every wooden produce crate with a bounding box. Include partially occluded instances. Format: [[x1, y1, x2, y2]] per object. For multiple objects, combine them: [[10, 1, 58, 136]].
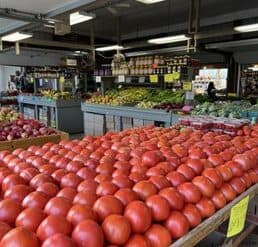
[[0, 131, 69, 151]]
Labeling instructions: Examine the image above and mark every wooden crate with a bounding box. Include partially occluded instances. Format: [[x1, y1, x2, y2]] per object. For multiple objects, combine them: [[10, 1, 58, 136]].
[[0, 131, 69, 151]]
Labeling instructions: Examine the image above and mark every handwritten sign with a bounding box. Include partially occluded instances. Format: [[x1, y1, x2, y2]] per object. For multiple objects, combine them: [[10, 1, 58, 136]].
[[150, 75, 158, 84], [164, 74, 174, 83], [227, 196, 249, 238], [183, 82, 192, 91]]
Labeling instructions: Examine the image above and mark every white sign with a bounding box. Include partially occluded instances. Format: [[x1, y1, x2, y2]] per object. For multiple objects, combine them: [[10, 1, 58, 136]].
[[66, 59, 77, 66]]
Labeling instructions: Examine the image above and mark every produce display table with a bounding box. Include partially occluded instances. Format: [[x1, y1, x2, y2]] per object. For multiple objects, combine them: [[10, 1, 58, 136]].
[[81, 103, 175, 135], [18, 95, 83, 134], [172, 184, 258, 247]]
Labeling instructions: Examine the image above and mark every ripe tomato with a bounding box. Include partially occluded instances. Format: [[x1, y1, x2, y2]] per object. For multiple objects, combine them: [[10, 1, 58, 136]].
[[0, 222, 11, 241], [95, 174, 112, 183], [165, 211, 189, 239], [149, 176, 170, 190], [2, 174, 26, 192], [72, 219, 104, 247], [124, 201, 152, 233], [182, 204, 202, 228], [60, 173, 82, 189], [185, 159, 204, 175], [166, 171, 187, 187], [146, 167, 166, 177], [177, 164, 195, 181], [51, 169, 68, 183], [125, 234, 151, 247], [37, 182, 59, 198], [159, 187, 184, 210], [177, 182, 201, 204], [22, 191, 49, 209], [66, 161, 84, 173], [56, 188, 77, 202], [4, 184, 32, 203], [220, 183, 236, 202], [112, 175, 134, 189], [67, 204, 96, 226], [229, 177, 246, 195], [44, 197, 72, 218], [226, 161, 243, 177], [172, 144, 188, 158], [196, 198, 215, 219], [141, 151, 164, 167], [42, 234, 77, 247], [216, 165, 233, 182], [96, 163, 114, 175], [39, 164, 57, 176], [145, 224, 172, 247], [192, 176, 215, 198], [73, 191, 98, 207], [0, 227, 39, 247], [146, 195, 170, 221], [132, 180, 157, 200], [239, 173, 252, 188], [102, 215, 131, 245], [0, 199, 23, 225], [208, 154, 224, 167], [114, 161, 131, 171], [233, 154, 254, 171], [30, 174, 55, 189], [211, 190, 227, 209], [129, 172, 147, 183], [77, 179, 98, 193], [93, 195, 124, 222], [114, 189, 139, 206], [96, 181, 118, 196], [16, 208, 46, 232], [37, 215, 72, 242], [77, 167, 96, 180], [248, 170, 258, 184], [202, 168, 223, 189]]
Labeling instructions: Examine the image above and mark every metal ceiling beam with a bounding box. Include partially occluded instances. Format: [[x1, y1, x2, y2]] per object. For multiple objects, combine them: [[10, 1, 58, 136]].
[[205, 38, 258, 49]]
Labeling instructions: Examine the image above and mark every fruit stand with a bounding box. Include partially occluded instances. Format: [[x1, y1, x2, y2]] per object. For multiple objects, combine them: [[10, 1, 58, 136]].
[[18, 95, 83, 134]]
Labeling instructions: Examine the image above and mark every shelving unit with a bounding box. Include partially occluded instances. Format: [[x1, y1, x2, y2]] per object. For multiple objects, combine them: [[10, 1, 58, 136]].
[[18, 95, 83, 134]]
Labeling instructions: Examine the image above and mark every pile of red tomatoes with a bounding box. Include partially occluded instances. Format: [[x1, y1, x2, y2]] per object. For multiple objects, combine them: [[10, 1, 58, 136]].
[[0, 125, 257, 247]]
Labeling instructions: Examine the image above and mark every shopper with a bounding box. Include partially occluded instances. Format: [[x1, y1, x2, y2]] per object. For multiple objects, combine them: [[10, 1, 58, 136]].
[[207, 81, 217, 101]]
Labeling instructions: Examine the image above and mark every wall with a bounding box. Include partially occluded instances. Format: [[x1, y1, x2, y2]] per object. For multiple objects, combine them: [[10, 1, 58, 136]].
[[0, 65, 20, 91]]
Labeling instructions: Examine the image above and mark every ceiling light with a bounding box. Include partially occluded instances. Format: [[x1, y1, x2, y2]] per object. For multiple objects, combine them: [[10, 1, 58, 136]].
[[234, 23, 258, 33], [136, 0, 166, 4], [96, 45, 124, 52], [148, 34, 191, 44], [44, 24, 55, 29], [75, 50, 81, 53], [1, 32, 33, 42], [70, 11, 96, 26]]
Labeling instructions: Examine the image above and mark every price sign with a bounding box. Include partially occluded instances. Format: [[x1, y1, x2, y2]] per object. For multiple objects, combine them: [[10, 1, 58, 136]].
[[96, 76, 102, 83], [118, 75, 125, 83], [150, 75, 158, 84], [227, 196, 249, 238], [59, 76, 65, 84], [183, 82, 192, 91], [228, 93, 237, 97], [164, 74, 174, 83]]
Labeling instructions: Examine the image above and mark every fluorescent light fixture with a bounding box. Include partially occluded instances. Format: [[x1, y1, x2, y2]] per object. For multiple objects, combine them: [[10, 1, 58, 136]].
[[148, 34, 191, 44], [248, 67, 258, 71], [75, 50, 81, 53], [70, 11, 95, 25], [2, 32, 32, 42], [136, 0, 166, 4], [96, 45, 124, 52], [234, 23, 258, 33]]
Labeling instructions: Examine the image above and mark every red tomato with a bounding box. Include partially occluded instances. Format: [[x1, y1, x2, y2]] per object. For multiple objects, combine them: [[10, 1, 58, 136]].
[[2, 174, 26, 192], [145, 224, 172, 247], [248, 170, 258, 184], [202, 168, 223, 189], [185, 159, 204, 175], [39, 164, 57, 176], [30, 174, 55, 189], [216, 165, 233, 182], [211, 190, 227, 209], [4, 184, 32, 203], [125, 234, 151, 247], [146, 167, 166, 177], [182, 204, 202, 228], [0, 199, 23, 225], [96, 163, 114, 175], [177, 182, 201, 204], [177, 164, 195, 181], [37, 215, 72, 242], [44, 197, 72, 218], [166, 171, 187, 187], [114, 189, 139, 206], [0, 169, 12, 185], [149, 176, 170, 190], [229, 177, 246, 195], [93, 195, 124, 222], [141, 151, 164, 167], [208, 154, 224, 167], [132, 180, 157, 200], [51, 169, 68, 183], [37, 182, 59, 198], [56, 188, 77, 202], [124, 201, 152, 233], [96, 181, 118, 196], [112, 175, 134, 189], [13, 162, 30, 174], [84, 159, 99, 170], [102, 215, 131, 245], [146, 195, 170, 221], [42, 234, 77, 247], [55, 157, 70, 169], [60, 173, 82, 189], [240, 173, 252, 188], [32, 157, 47, 169], [95, 174, 112, 183], [114, 161, 131, 171], [0, 227, 39, 247], [129, 172, 147, 183], [226, 161, 244, 177], [233, 154, 254, 171], [220, 183, 236, 202], [77, 179, 98, 193], [16, 208, 46, 232], [196, 198, 215, 219], [22, 191, 49, 210], [73, 191, 98, 207], [77, 167, 96, 180], [67, 204, 96, 226], [172, 144, 188, 158], [66, 161, 84, 173], [192, 176, 215, 198], [159, 187, 184, 210], [0, 222, 11, 241], [72, 219, 104, 247], [165, 211, 189, 239], [8, 158, 23, 170]]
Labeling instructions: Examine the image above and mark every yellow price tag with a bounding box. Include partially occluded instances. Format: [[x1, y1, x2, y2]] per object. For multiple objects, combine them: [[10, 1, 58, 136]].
[[150, 75, 158, 84], [60, 76, 65, 84], [173, 72, 180, 80], [227, 196, 249, 238], [183, 82, 192, 91], [164, 74, 174, 83], [228, 93, 237, 97]]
